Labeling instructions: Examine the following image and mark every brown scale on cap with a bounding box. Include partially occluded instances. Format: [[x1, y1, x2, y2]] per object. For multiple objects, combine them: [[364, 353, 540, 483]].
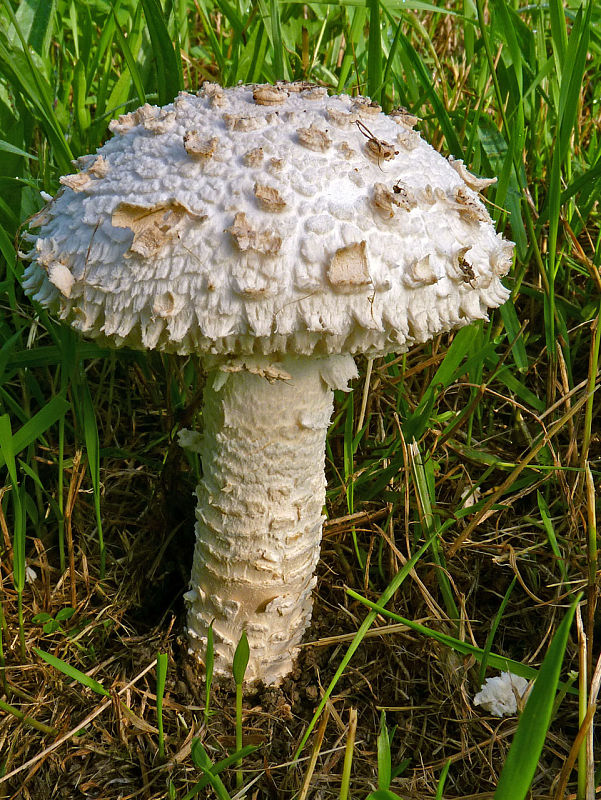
[[47, 261, 75, 298], [109, 104, 176, 135], [243, 147, 264, 167], [278, 80, 318, 93], [253, 85, 289, 105], [326, 107, 358, 126], [184, 132, 219, 160], [356, 120, 398, 162], [402, 254, 439, 289], [372, 183, 396, 218], [70, 155, 109, 178], [200, 82, 227, 108], [453, 187, 492, 224], [227, 212, 282, 255], [301, 87, 328, 101], [352, 97, 382, 116], [60, 173, 92, 192], [372, 182, 417, 218], [89, 156, 110, 178], [254, 183, 287, 212], [153, 290, 181, 318], [396, 129, 420, 151], [268, 158, 284, 174], [112, 200, 205, 258], [327, 241, 371, 292], [297, 125, 332, 152], [223, 113, 267, 132], [448, 156, 498, 192], [390, 108, 420, 129], [108, 104, 152, 134], [420, 185, 437, 205], [338, 141, 356, 160], [143, 111, 176, 134]]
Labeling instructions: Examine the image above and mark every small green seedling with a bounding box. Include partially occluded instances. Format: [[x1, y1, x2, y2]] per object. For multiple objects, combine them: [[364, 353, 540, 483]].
[[377, 710, 393, 791], [204, 620, 215, 724], [232, 630, 250, 790], [156, 651, 168, 759], [365, 712, 410, 799], [36, 648, 110, 697], [182, 740, 257, 800], [0, 414, 27, 659], [32, 607, 76, 634]]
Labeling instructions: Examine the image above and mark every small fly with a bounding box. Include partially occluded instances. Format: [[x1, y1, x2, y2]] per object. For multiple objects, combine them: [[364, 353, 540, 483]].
[[458, 253, 477, 288], [355, 120, 398, 163]]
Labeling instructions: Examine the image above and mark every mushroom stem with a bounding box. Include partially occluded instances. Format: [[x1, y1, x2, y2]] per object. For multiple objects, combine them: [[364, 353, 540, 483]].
[[184, 354, 357, 684]]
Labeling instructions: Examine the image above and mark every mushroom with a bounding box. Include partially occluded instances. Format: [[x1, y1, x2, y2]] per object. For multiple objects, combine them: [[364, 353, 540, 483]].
[[473, 672, 530, 717], [22, 82, 513, 684]]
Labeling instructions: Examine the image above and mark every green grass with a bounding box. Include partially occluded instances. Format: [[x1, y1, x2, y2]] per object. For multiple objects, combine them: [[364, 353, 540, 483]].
[[0, 0, 599, 797]]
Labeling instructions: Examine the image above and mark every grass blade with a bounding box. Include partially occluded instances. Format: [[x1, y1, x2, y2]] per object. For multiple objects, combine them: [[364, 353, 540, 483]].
[[156, 652, 168, 759], [35, 647, 110, 697], [204, 620, 214, 723], [139, 0, 183, 105], [0, 395, 69, 469], [367, 0, 382, 102], [232, 630, 249, 789], [112, 9, 146, 107], [346, 588, 577, 694], [183, 743, 258, 800], [269, 0, 285, 81], [494, 597, 580, 799], [377, 711, 391, 789], [393, 24, 462, 155], [477, 577, 517, 686], [293, 521, 447, 760], [0, 414, 26, 657], [339, 708, 357, 800], [80, 379, 105, 578], [403, 325, 481, 441], [189, 742, 233, 800]]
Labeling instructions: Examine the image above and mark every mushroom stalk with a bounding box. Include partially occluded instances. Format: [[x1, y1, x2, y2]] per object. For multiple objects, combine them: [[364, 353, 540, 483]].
[[184, 354, 357, 684]]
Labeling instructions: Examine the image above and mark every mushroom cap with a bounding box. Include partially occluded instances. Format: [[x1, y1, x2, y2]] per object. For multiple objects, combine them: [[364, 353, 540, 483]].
[[23, 83, 513, 357]]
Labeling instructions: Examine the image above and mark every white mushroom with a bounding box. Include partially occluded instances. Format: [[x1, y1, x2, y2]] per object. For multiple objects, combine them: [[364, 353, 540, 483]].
[[23, 83, 513, 684], [474, 672, 530, 716]]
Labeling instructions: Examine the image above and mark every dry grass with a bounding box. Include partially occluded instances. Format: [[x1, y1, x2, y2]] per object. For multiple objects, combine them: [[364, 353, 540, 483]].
[[0, 341, 596, 799]]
